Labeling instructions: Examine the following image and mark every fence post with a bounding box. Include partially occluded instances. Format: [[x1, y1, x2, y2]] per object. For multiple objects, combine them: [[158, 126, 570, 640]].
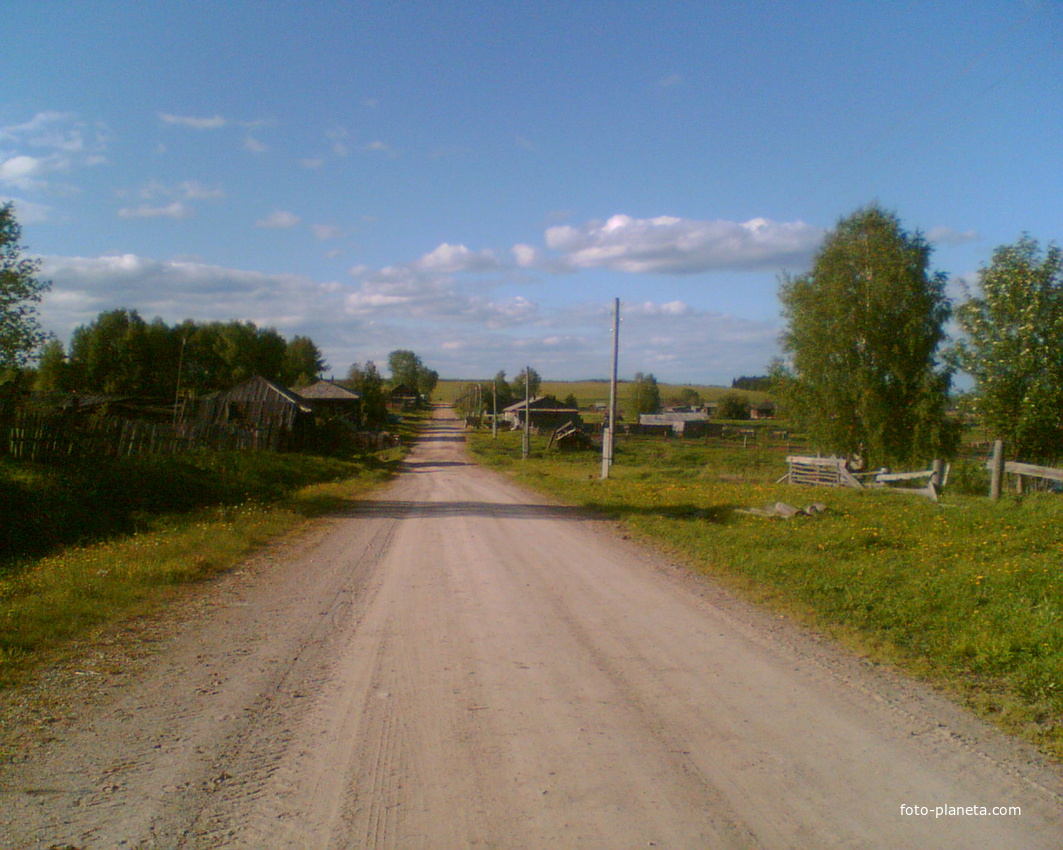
[[989, 439, 1005, 500]]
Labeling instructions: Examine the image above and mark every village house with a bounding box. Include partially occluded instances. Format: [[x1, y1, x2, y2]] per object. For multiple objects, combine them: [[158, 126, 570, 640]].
[[635, 411, 721, 438], [293, 379, 362, 426], [500, 396, 582, 432]]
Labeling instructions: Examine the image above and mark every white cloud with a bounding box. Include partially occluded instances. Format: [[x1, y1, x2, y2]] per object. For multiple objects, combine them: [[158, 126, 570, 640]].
[[414, 243, 500, 273], [159, 113, 228, 129], [657, 73, 684, 88], [35, 246, 785, 384], [38, 254, 342, 341], [312, 224, 344, 241], [927, 226, 980, 246], [255, 210, 301, 229], [364, 140, 393, 155], [243, 135, 268, 153], [540, 214, 823, 274], [301, 158, 325, 169], [0, 155, 45, 187], [178, 180, 225, 201], [0, 112, 109, 196], [117, 201, 193, 219], [135, 180, 224, 202]]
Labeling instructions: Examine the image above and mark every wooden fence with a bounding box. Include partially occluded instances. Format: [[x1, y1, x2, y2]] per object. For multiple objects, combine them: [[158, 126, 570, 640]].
[[987, 440, 1063, 499], [0, 409, 289, 461]]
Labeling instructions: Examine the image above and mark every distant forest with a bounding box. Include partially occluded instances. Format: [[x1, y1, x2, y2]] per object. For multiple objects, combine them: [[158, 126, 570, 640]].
[[730, 375, 771, 392]]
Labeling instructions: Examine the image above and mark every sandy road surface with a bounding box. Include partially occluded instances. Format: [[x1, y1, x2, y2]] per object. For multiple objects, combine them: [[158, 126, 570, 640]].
[[2, 408, 1062, 848]]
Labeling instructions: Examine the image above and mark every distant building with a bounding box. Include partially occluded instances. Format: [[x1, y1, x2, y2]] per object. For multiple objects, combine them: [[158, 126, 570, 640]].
[[293, 379, 361, 425], [636, 411, 721, 438], [500, 396, 582, 431]]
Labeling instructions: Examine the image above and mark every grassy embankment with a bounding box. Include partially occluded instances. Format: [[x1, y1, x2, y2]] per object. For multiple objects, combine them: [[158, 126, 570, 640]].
[[468, 428, 1063, 760], [0, 415, 423, 687]]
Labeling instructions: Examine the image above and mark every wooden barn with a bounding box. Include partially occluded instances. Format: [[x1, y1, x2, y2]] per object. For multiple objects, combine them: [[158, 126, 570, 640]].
[[501, 396, 582, 432], [195, 376, 314, 450]]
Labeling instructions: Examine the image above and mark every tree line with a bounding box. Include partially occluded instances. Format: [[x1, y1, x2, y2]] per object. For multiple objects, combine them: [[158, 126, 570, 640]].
[[30, 309, 328, 398]]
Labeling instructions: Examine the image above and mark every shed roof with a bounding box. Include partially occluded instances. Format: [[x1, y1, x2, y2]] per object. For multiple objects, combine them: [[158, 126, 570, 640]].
[[639, 412, 709, 425], [501, 396, 579, 414], [216, 376, 313, 412], [293, 379, 360, 401]]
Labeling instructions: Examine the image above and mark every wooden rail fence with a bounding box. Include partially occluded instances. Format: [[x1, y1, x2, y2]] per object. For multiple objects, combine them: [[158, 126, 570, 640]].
[[987, 440, 1063, 498]]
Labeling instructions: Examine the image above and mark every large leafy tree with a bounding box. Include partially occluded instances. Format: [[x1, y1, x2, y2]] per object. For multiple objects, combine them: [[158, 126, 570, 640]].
[[282, 335, 328, 386], [513, 366, 541, 399], [69, 308, 154, 394], [345, 360, 387, 424], [387, 349, 438, 398], [953, 235, 1063, 461], [773, 205, 957, 466], [627, 372, 661, 419], [1, 203, 51, 372]]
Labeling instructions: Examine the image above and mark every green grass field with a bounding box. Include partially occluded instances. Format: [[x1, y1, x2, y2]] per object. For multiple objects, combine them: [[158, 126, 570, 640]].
[[433, 378, 770, 408], [468, 428, 1063, 759]]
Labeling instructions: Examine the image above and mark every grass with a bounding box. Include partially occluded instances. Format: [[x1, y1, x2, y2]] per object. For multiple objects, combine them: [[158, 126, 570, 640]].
[[468, 429, 1063, 759], [433, 378, 770, 408], [0, 414, 425, 687]]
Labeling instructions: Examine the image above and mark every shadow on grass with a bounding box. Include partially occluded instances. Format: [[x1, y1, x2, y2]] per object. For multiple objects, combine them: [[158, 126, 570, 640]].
[[581, 501, 739, 525], [0, 449, 403, 568]]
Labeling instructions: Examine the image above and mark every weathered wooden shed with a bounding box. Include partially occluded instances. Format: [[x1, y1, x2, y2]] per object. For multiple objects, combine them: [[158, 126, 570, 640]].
[[293, 379, 361, 426], [195, 376, 314, 450], [501, 396, 583, 432], [635, 412, 720, 438]]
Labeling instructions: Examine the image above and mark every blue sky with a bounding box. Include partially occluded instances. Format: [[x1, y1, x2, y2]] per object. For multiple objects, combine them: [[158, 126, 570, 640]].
[[3, 1, 1060, 385]]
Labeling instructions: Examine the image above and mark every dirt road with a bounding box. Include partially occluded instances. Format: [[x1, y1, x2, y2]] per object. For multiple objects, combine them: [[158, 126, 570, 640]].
[[2, 409, 1061, 848]]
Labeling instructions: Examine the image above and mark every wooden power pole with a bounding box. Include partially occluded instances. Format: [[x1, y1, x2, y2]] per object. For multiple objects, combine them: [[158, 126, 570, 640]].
[[602, 298, 620, 479]]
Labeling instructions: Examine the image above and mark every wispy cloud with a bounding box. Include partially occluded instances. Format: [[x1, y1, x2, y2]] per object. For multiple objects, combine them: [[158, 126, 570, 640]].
[[363, 140, 394, 156], [117, 201, 193, 219], [135, 180, 225, 201], [0, 112, 109, 196], [158, 113, 228, 129], [243, 135, 268, 153], [927, 226, 980, 246], [255, 210, 301, 229], [312, 224, 344, 241]]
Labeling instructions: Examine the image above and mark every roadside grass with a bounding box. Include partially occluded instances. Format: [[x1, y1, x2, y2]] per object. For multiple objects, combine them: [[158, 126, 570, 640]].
[[0, 417, 424, 687], [469, 429, 1063, 759]]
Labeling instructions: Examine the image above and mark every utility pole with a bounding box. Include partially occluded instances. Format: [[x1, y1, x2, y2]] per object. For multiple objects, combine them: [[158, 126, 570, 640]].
[[602, 297, 620, 479], [521, 366, 531, 459], [492, 378, 498, 438]]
